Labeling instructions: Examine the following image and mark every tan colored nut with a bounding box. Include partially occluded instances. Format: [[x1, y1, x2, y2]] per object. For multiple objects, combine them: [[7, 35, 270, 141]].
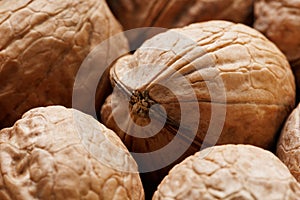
[[254, 0, 300, 87], [0, 106, 144, 200], [100, 20, 295, 197], [108, 0, 253, 30], [153, 144, 300, 200], [101, 20, 295, 153], [277, 103, 300, 182], [0, 0, 128, 129]]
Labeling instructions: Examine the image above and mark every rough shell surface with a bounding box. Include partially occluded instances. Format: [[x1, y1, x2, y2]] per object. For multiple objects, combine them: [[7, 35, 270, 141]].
[[0, 106, 144, 200], [100, 20, 295, 198], [101, 20, 295, 152], [0, 0, 128, 129], [254, 0, 300, 87], [277, 103, 300, 182], [153, 144, 300, 200]]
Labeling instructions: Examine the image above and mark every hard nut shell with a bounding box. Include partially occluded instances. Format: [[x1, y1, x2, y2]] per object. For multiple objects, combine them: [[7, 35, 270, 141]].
[[0, 0, 128, 129], [0, 106, 144, 200], [254, 0, 300, 88], [108, 0, 253, 30], [277, 103, 300, 182], [153, 144, 300, 200], [107, 0, 254, 45], [100, 20, 295, 198], [101, 20, 295, 154]]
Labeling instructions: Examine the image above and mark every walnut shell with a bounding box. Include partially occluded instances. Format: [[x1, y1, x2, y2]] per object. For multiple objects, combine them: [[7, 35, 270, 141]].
[[153, 144, 300, 200], [254, 0, 300, 88], [107, 0, 254, 46], [101, 20, 295, 152], [108, 0, 254, 30], [0, 106, 144, 200], [0, 0, 128, 129], [100, 20, 295, 198], [277, 103, 300, 182]]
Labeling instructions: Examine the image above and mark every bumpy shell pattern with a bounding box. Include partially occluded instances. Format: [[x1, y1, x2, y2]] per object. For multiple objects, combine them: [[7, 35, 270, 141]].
[[153, 145, 300, 200], [277, 103, 300, 182], [100, 20, 295, 198], [0, 0, 128, 129], [254, 0, 300, 88], [0, 106, 144, 200], [108, 0, 254, 30], [101, 20, 295, 153]]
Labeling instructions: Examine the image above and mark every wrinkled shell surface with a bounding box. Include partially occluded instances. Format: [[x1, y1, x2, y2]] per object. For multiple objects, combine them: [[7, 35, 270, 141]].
[[101, 20, 295, 152], [153, 145, 300, 200], [277, 103, 300, 182], [254, 0, 300, 87], [108, 0, 254, 30], [0, 0, 128, 129], [0, 106, 144, 200], [100, 20, 295, 198]]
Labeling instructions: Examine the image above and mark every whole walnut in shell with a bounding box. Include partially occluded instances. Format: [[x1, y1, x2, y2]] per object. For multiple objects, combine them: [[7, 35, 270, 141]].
[[277, 103, 300, 182], [0, 0, 128, 129], [153, 144, 300, 200], [254, 0, 300, 88], [100, 20, 295, 198], [0, 106, 144, 200]]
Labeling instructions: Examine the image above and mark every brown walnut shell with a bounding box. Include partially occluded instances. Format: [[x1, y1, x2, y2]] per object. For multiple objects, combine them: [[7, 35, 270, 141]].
[[254, 0, 300, 89], [0, 106, 144, 200], [277, 103, 300, 182], [107, 0, 254, 47], [108, 0, 254, 30], [100, 20, 295, 198], [153, 144, 300, 200], [0, 0, 128, 129]]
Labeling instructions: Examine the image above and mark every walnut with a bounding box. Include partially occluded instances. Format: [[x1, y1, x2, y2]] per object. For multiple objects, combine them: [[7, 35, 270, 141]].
[[254, 0, 300, 88], [107, 0, 254, 46], [277, 103, 300, 182], [107, 0, 254, 30], [0, 0, 128, 129], [0, 106, 144, 200], [100, 20, 295, 197], [153, 144, 300, 200]]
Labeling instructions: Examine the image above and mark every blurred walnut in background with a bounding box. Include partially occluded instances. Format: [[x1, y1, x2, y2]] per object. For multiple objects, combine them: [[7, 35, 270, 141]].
[[107, 0, 254, 48], [107, 0, 254, 30]]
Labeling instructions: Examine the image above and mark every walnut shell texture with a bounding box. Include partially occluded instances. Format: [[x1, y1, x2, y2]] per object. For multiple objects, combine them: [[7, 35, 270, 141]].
[[100, 20, 295, 198], [101, 20, 295, 152], [0, 106, 144, 200], [277, 103, 300, 182], [153, 144, 300, 200], [0, 0, 128, 129], [254, 0, 300, 88]]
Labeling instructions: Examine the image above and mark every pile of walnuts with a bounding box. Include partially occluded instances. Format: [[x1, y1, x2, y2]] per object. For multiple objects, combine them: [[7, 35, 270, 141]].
[[1, 0, 300, 199]]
